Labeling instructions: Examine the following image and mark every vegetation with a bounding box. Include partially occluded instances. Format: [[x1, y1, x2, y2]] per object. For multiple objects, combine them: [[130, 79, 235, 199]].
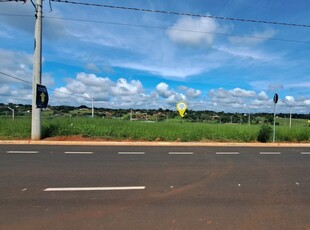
[[257, 125, 272, 143], [0, 116, 308, 142], [0, 103, 309, 142]]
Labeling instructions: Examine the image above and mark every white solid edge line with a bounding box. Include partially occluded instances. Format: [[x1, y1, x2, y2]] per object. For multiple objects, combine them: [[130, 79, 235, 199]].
[[6, 151, 38, 154], [259, 152, 281, 155], [65, 152, 93, 154], [169, 152, 194, 155], [300, 152, 310, 155], [118, 152, 145, 155], [44, 186, 146, 192], [216, 152, 239, 155]]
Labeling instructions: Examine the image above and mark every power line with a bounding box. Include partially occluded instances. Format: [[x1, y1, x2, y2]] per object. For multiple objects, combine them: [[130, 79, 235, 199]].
[[0, 13, 33, 17], [1, 13, 308, 44], [0, 0, 27, 3], [0, 71, 84, 98], [0, 71, 32, 85], [50, 0, 310, 28], [44, 16, 310, 44]]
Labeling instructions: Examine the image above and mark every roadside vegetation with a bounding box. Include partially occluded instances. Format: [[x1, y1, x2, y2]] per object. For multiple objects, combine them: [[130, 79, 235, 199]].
[[0, 103, 309, 142], [0, 116, 309, 142]]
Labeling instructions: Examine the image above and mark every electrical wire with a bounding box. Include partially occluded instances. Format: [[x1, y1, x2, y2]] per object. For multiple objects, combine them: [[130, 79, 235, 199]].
[[0, 0, 26, 3], [0, 71, 32, 85], [0, 13, 33, 17], [44, 16, 310, 44], [0, 71, 85, 98], [50, 0, 310, 28], [2, 12, 308, 44]]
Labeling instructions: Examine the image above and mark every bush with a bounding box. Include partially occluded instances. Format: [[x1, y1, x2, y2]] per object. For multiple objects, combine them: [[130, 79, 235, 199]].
[[42, 124, 59, 138], [257, 125, 272, 142]]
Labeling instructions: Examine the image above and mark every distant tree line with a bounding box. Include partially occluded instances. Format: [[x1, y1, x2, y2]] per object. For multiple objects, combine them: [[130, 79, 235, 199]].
[[0, 103, 309, 124]]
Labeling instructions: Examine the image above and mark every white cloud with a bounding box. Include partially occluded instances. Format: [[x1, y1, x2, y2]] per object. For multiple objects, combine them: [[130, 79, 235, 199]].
[[257, 91, 268, 100], [1, 2, 68, 40], [179, 86, 202, 98], [156, 83, 202, 105], [114, 61, 206, 79], [216, 45, 280, 62], [268, 83, 283, 92], [0, 49, 33, 84], [112, 78, 144, 96], [85, 63, 100, 73], [156, 82, 173, 98], [285, 96, 294, 102], [0, 31, 13, 39], [285, 81, 310, 89], [76, 72, 113, 88], [167, 16, 220, 46], [208, 87, 273, 112], [42, 73, 55, 87], [166, 93, 186, 105], [209, 88, 256, 99], [229, 29, 277, 46], [0, 85, 10, 95], [53, 73, 145, 106]]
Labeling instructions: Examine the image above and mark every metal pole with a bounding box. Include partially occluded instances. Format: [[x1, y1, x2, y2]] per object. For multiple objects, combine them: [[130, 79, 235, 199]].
[[289, 108, 292, 128], [273, 103, 276, 143], [248, 113, 250, 125], [31, 0, 43, 140], [91, 99, 94, 118], [8, 107, 14, 120], [282, 100, 292, 128]]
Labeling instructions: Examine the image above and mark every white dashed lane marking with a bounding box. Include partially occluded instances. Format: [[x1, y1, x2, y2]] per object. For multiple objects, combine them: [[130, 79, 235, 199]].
[[6, 151, 38, 154], [65, 152, 93, 154], [44, 186, 146, 192], [216, 152, 239, 155], [169, 152, 194, 155], [300, 152, 310, 155], [259, 152, 281, 155], [118, 152, 145, 155]]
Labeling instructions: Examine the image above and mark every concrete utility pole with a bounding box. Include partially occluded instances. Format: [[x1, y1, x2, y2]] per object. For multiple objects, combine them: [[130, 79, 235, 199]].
[[31, 0, 43, 140], [83, 93, 94, 118], [282, 100, 292, 128], [7, 107, 15, 120]]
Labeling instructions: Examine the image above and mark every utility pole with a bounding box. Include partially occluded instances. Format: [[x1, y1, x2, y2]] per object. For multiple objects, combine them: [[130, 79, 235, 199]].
[[248, 113, 251, 125], [83, 93, 94, 118], [31, 0, 43, 140], [282, 100, 292, 128], [7, 107, 15, 120]]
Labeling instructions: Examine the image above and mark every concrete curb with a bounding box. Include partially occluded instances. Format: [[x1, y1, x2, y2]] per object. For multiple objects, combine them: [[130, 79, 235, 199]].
[[0, 140, 309, 147]]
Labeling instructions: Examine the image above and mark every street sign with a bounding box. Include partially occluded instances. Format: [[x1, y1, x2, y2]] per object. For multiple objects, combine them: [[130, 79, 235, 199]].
[[273, 93, 278, 104], [36, 84, 49, 108], [272, 93, 279, 142]]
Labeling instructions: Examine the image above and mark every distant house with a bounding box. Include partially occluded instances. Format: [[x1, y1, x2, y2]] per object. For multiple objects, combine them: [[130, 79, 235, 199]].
[[211, 115, 220, 120]]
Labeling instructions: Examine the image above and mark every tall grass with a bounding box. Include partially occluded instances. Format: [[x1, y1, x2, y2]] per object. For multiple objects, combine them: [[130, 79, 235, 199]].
[[0, 117, 309, 142], [0, 117, 31, 139]]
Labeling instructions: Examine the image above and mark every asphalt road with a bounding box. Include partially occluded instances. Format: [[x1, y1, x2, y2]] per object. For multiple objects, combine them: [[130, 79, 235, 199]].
[[0, 145, 309, 230]]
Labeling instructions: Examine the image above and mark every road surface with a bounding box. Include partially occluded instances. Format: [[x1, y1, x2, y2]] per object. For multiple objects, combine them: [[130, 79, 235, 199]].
[[0, 145, 309, 229]]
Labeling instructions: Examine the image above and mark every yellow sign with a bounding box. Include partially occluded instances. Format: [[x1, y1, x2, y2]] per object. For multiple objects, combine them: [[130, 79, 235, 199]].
[[40, 92, 46, 103], [176, 102, 187, 117]]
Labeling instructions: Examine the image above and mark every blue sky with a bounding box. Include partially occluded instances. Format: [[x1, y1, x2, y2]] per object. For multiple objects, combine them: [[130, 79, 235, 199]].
[[0, 0, 309, 113]]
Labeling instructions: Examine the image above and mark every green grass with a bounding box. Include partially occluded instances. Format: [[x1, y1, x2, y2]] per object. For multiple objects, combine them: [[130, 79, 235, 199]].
[[276, 117, 308, 127], [0, 117, 309, 142], [0, 117, 31, 139]]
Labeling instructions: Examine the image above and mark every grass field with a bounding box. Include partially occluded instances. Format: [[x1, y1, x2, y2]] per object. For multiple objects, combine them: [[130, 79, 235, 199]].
[[0, 117, 309, 142]]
